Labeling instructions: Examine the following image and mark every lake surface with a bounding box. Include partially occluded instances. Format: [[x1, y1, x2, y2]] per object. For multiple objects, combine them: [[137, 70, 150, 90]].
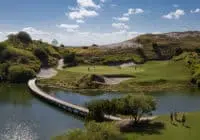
[[0, 84, 200, 140]]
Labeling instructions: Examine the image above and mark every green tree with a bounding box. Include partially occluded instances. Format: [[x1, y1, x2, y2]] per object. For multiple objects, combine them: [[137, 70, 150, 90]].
[[17, 31, 32, 44], [8, 65, 35, 83], [63, 52, 76, 64], [34, 48, 48, 61], [123, 95, 156, 124], [86, 95, 156, 123], [52, 39, 58, 46], [86, 100, 106, 122], [0, 63, 10, 81]]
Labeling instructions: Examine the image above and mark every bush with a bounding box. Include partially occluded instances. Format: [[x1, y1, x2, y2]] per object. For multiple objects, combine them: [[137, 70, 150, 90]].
[[34, 48, 48, 61], [17, 31, 32, 44], [8, 65, 35, 83], [0, 63, 10, 81], [64, 52, 76, 64], [18, 56, 30, 64], [54, 121, 125, 140], [0, 42, 7, 52]]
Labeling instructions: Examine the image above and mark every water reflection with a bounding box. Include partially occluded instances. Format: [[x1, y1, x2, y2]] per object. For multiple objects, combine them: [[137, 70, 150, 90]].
[[0, 84, 32, 105]]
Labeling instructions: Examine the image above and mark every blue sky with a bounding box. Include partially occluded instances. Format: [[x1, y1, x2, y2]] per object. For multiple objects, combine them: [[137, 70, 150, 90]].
[[0, 0, 200, 45]]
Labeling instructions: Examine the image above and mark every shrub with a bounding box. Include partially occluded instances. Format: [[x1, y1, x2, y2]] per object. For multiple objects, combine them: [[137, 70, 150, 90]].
[[34, 48, 48, 61], [18, 56, 30, 64], [8, 65, 35, 83], [54, 121, 125, 140], [0, 42, 7, 52], [0, 63, 10, 81], [17, 31, 32, 44], [64, 52, 76, 64]]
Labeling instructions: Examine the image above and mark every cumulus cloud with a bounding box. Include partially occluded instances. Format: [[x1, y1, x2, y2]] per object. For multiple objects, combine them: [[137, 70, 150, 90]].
[[77, 0, 100, 9], [191, 8, 200, 13], [162, 9, 185, 19], [113, 17, 129, 22], [57, 24, 80, 32], [112, 23, 129, 30], [123, 8, 144, 16], [67, 8, 98, 19], [66, 0, 101, 22]]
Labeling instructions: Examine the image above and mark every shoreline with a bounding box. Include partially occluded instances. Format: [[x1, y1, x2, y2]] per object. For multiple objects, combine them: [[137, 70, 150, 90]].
[[37, 81, 197, 94]]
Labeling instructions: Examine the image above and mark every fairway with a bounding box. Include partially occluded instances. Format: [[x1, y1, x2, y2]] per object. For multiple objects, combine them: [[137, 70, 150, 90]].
[[66, 60, 191, 82], [66, 65, 143, 75]]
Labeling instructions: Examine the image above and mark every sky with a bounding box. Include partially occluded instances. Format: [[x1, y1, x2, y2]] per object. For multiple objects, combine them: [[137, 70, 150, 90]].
[[0, 0, 200, 46]]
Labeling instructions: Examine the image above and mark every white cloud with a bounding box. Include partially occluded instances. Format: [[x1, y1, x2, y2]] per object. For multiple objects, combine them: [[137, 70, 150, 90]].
[[76, 19, 85, 23], [54, 30, 142, 46], [77, 0, 100, 9], [113, 17, 129, 22], [191, 8, 200, 13], [0, 28, 143, 46], [67, 8, 98, 19], [112, 23, 129, 30], [57, 24, 80, 32], [123, 8, 144, 16], [162, 9, 185, 19], [22, 27, 50, 35]]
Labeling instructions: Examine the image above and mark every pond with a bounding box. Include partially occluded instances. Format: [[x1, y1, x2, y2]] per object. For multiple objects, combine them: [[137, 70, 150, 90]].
[[0, 84, 199, 140]]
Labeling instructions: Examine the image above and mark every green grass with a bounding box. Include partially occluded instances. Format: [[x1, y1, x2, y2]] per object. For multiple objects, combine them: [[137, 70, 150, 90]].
[[66, 65, 142, 75], [39, 60, 192, 92], [66, 60, 190, 82], [125, 112, 200, 140]]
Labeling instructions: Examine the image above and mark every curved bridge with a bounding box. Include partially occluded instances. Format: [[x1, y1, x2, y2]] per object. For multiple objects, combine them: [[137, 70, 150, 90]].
[[28, 78, 122, 121]]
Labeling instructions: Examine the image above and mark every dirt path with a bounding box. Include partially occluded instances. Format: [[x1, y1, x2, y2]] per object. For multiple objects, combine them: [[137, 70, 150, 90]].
[[57, 59, 64, 70], [37, 59, 64, 79], [117, 116, 158, 127]]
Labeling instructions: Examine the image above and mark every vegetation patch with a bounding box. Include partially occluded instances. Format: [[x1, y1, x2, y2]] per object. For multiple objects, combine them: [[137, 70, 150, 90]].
[[39, 59, 192, 92], [53, 112, 200, 140]]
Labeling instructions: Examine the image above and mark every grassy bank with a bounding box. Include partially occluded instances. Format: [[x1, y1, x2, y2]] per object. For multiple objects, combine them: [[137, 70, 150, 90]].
[[38, 60, 193, 92], [53, 112, 200, 140]]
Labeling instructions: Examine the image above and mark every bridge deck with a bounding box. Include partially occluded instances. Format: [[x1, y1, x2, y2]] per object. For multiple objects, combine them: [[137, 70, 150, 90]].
[[28, 78, 122, 121]]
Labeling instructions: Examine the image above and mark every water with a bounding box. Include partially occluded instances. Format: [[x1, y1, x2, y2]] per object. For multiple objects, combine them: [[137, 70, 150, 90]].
[[0, 84, 200, 140]]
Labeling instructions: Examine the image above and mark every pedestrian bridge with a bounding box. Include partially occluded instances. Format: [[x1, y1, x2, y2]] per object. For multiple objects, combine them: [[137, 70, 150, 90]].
[[28, 78, 122, 121]]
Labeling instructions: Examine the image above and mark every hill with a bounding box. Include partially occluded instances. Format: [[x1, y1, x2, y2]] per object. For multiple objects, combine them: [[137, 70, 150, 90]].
[[0, 31, 61, 83], [60, 31, 200, 66]]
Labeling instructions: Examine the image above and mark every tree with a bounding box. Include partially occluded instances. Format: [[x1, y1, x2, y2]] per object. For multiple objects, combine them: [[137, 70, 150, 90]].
[[63, 52, 76, 64], [17, 31, 32, 44], [34, 48, 48, 61], [8, 65, 35, 83], [86, 95, 156, 124], [123, 95, 156, 124], [51, 39, 58, 46], [60, 44, 65, 48], [86, 100, 106, 122]]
